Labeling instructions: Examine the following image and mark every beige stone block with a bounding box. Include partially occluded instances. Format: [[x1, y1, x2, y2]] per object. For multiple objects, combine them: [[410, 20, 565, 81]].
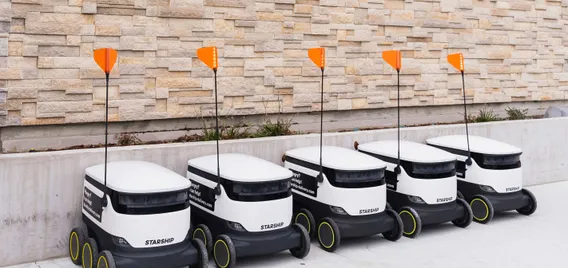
[[351, 98, 368, 109], [37, 101, 93, 114], [257, 12, 284, 21], [331, 13, 354, 24], [0, 68, 23, 79], [255, 40, 283, 52], [215, 19, 235, 33], [21, 102, 37, 118], [204, 0, 247, 7], [37, 46, 79, 57], [96, 25, 121, 36], [294, 4, 312, 14], [256, 3, 275, 12], [274, 67, 302, 76], [25, 22, 83, 35], [8, 42, 23, 56], [256, 21, 282, 33], [156, 77, 201, 88], [157, 7, 204, 18], [510, 2, 533, 11], [82, 2, 97, 14], [384, 0, 404, 10], [38, 57, 94, 69], [337, 98, 352, 110], [293, 22, 311, 34], [120, 36, 157, 51]]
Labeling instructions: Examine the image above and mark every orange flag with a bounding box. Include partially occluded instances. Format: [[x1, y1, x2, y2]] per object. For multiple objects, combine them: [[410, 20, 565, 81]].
[[93, 48, 118, 74], [447, 53, 464, 72], [382, 50, 401, 71], [308, 48, 325, 69], [197, 46, 218, 70]]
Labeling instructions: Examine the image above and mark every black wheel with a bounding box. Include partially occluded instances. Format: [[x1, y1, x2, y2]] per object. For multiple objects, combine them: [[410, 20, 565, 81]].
[[452, 198, 473, 228], [457, 191, 465, 200], [69, 227, 86, 265], [193, 224, 213, 254], [81, 238, 99, 268], [317, 217, 341, 252], [386, 202, 393, 211], [382, 209, 403, 242], [213, 234, 236, 268], [96, 251, 116, 268], [190, 238, 209, 268], [470, 194, 494, 224], [294, 208, 316, 238], [517, 188, 537, 216], [289, 223, 311, 258], [399, 206, 422, 238]]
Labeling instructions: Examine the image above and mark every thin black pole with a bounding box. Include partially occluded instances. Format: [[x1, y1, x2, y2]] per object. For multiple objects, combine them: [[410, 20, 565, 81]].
[[461, 71, 472, 164], [214, 69, 221, 189], [319, 69, 324, 178], [104, 73, 109, 188], [396, 69, 401, 172]]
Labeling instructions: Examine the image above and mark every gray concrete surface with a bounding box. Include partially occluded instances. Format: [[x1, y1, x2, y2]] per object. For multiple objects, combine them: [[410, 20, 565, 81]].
[[1, 100, 562, 153], [1, 117, 568, 266], [4, 181, 566, 268]]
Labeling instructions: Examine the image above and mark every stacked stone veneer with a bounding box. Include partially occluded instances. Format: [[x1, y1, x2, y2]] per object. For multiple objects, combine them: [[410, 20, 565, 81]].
[[1, 0, 568, 127]]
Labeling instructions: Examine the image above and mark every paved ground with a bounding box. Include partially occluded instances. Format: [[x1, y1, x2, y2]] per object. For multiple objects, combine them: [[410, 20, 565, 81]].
[[6, 181, 567, 268]]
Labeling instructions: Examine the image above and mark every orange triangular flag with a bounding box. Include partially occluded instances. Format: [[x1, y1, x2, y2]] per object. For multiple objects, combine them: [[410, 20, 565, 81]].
[[197, 46, 218, 70], [448, 53, 464, 72], [308, 48, 325, 69], [382, 50, 401, 71], [93, 48, 118, 74]]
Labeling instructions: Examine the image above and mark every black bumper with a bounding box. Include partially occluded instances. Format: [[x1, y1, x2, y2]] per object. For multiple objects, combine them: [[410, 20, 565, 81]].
[[458, 181, 530, 213], [228, 225, 301, 258], [331, 211, 395, 239], [484, 191, 530, 213], [112, 241, 199, 268], [411, 201, 465, 226]]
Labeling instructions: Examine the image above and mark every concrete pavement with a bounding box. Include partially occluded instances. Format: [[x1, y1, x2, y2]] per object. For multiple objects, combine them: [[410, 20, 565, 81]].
[[4, 181, 566, 268]]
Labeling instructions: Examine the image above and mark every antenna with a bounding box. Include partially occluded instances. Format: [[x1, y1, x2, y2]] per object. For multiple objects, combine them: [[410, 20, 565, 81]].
[[197, 46, 222, 194], [93, 48, 118, 207], [308, 48, 326, 183], [382, 50, 402, 174], [448, 53, 472, 165]]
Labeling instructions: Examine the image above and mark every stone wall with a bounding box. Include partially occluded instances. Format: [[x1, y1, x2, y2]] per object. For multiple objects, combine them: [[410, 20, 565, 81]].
[[1, 0, 568, 127]]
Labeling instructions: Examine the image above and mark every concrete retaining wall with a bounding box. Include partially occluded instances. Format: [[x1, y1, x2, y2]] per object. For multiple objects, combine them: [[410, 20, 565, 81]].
[[1, 117, 567, 266]]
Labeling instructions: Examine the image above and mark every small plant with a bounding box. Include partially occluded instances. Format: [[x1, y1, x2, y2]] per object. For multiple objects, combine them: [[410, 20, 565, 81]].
[[505, 106, 528, 120], [256, 117, 293, 137], [472, 107, 500, 123], [201, 121, 222, 141], [115, 133, 142, 146], [224, 122, 253, 139]]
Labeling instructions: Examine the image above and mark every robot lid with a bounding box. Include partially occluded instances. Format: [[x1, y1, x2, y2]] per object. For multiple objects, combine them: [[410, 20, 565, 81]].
[[357, 140, 456, 164], [188, 153, 293, 182], [85, 161, 190, 194], [426, 135, 522, 155], [285, 146, 386, 171]]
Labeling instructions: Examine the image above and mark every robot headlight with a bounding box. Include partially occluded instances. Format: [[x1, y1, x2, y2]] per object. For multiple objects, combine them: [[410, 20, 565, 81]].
[[330, 206, 348, 215], [408, 195, 426, 204], [227, 221, 247, 232], [479, 185, 496, 193], [112, 235, 131, 246]]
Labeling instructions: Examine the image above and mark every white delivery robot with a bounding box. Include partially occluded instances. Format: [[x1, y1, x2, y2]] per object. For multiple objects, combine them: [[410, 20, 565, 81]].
[[187, 154, 310, 268], [283, 146, 403, 252], [426, 135, 537, 223], [68, 161, 208, 268], [355, 140, 473, 238], [68, 49, 208, 268], [187, 46, 310, 268]]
